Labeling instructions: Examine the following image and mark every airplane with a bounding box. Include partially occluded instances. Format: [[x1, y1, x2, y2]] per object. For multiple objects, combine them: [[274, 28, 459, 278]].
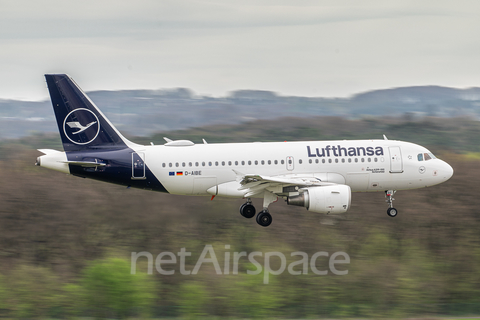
[[36, 74, 454, 227]]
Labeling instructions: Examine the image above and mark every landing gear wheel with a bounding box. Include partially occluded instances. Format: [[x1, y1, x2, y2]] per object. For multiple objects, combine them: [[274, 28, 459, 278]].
[[239, 203, 246, 214], [256, 210, 272, 227], [387, 207, 398, 217], [240, 204, 256, 219], [385, 190, 398, 218]]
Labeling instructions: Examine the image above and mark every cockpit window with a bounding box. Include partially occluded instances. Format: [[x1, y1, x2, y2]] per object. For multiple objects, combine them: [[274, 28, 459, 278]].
[[419, 152, 436, 161]]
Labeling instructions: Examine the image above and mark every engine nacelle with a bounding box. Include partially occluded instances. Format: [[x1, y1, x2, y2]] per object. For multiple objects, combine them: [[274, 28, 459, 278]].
[[287, 185, 351, 214]]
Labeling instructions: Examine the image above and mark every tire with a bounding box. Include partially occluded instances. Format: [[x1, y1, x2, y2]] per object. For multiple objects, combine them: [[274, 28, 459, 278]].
[[241, 204, 256, 219], [387, 207, 398, 217], [256, 211, 272, 227], [239, 203, 247, 215]]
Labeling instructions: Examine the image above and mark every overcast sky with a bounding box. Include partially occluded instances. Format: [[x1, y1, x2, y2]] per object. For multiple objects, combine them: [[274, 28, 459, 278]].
[[1, 0, 480, 100]]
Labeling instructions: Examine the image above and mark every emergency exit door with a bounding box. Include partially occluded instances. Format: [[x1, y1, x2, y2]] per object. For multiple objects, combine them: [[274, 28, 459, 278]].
[[286, 156, 294, 171]]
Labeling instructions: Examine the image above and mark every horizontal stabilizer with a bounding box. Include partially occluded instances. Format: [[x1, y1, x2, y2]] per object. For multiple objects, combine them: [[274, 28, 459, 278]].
[[37, 149, 61, 155], [62, 161, 107, 167]]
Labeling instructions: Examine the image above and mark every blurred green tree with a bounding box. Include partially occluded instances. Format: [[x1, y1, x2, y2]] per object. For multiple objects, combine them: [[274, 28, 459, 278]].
[[177, 280, 209, 317], [81, 257, 155, 319], [6, 265, 60, 318]]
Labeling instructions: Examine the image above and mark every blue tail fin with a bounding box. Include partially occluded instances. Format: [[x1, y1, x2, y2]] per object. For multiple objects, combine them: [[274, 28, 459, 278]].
[[45, 74, 135, 152]]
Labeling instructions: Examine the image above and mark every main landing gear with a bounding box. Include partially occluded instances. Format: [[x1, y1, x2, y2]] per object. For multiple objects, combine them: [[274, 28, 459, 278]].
[[256, 210, 272, 227], [239, 199, 256, 219], [385, 190, 398, 217], [239, 191, 277, 227]]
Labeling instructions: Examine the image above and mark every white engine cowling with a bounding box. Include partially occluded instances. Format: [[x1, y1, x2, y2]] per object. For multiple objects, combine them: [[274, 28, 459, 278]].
[[287, 185, 351, 214]]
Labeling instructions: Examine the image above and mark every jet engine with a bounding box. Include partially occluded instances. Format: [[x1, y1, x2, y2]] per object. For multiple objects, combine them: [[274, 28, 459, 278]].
[[287, 185, 351, 214]]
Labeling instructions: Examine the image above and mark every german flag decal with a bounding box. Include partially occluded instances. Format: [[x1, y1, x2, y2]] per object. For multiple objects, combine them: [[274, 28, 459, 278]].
[[176, 172, 183, 176]]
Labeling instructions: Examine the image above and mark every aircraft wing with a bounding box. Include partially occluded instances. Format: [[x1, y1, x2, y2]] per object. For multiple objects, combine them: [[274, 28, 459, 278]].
[[233, 170, 336, 197]]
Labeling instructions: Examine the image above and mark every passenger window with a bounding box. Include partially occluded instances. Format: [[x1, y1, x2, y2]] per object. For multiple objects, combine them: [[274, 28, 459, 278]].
[[328, 159, 332, 163], [162, 163, 166, 167], [355, 158, 358, 163], [209, 162, 212, 166], [368, 158, 371, 162], [255, 160, 258, 165], [342, 158, 345, 163], [268, 160, 271, 165], [176, 163, 179, 167], [261, 160, 265, 165], [281, 160, 285, 164], [309, 159, 312, 164], [361, 158, 365, 162], [234, 161, 237, 165], [299, 159, 303, 164], [215, 161, 219, 166], [189, 162, 192, 167], [182, 162, 185, 167], [242, 161, 245, 165], [202, 162, 205, 166], [315, 159, 319, 164], [169, 163, 172, 167], [374, 158, 378, 162], [195, 162, 199, 166], [335, 159, 338, 163], [348, 158, 351, 163], [418, 153, 424, 161], [322, 159, 325, 164], [274, 160, 278, 165], [248, 161, 252, 165]]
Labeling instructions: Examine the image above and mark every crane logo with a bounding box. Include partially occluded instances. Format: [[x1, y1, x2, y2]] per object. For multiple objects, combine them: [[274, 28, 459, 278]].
[[63, 108, 100, 145]]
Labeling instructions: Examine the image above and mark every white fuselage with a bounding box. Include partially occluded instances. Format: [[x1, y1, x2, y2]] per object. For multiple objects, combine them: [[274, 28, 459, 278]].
[[129, 139, 453, 197]]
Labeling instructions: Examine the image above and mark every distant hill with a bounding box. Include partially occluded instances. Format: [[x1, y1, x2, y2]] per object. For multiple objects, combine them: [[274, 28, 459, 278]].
[[1, 86, 479, 139]]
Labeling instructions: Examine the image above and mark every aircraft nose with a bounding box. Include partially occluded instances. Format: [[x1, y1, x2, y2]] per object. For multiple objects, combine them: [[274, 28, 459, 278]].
[[441, 160, 454, 181]]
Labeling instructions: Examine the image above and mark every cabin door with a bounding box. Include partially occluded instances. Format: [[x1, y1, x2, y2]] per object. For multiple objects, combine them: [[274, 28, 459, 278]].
[[132, 152, 146, 179], [388, 147, 403, 173]]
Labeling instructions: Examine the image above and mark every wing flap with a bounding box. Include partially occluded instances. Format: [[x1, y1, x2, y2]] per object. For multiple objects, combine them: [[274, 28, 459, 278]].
[[234, 170, 338, 197]]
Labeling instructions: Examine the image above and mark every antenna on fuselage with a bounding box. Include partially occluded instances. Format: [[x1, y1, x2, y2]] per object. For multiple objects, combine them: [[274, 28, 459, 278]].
[[383, 134, 388, 140]]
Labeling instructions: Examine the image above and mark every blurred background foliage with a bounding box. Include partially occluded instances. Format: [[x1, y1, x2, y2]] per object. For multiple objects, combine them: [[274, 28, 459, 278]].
[[0, 116, 479, 318]]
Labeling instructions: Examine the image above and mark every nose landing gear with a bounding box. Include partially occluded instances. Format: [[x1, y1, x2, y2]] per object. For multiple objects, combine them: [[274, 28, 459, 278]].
[[385, 190, 398, 217]]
